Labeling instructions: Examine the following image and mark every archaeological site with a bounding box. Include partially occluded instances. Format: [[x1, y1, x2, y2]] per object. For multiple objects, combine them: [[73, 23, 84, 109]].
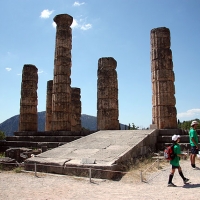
[[0, 13, 197, 179]]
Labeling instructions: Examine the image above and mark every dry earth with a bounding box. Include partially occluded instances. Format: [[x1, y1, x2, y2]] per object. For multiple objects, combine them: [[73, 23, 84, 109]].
[[1, 158, 200, 200]]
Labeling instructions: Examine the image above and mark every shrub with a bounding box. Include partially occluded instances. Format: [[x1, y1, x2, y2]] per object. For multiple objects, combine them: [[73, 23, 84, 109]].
[[0, 131, 5, 140]]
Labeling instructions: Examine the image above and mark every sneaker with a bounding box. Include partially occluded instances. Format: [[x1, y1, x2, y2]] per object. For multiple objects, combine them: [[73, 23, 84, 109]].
[[184, 178, 189, 183], [192, 167, 198, 170], [168, 183, 177, 187]]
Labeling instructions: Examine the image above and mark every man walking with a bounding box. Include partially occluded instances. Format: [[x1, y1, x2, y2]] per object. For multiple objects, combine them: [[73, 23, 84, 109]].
[[189, 120, 199, 169]]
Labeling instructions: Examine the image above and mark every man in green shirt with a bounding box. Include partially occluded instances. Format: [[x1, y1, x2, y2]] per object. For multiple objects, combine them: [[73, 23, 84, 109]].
[[168, 134, 189, 187], [189, 120, 199, 169]]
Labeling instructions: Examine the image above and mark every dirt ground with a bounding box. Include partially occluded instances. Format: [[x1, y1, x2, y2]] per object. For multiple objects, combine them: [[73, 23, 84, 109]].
[[1, 158, 200, 200]]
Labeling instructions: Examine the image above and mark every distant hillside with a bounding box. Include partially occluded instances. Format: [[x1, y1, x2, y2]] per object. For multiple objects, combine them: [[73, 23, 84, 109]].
[[0, 111, 127, 136]]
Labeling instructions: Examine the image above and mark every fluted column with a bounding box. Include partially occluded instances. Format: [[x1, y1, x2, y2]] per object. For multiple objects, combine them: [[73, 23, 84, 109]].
[[71, 87, 81, 131], [19, 64, 38, 131], [45, 80, 53, 131], [51, 14, 73, 131], [151, 27, 177, 129], [97, 57, 119, 130]]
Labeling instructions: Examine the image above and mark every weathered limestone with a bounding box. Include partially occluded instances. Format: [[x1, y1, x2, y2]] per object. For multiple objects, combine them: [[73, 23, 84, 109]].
[[151, 27, 177, 129], [45, 80, 53, 131], [71, 87, 81, 131], [24, 130, 158, 180], [97, 57, 119, 130], [19, 64, 38, 131], [51, 14, 73, 131]]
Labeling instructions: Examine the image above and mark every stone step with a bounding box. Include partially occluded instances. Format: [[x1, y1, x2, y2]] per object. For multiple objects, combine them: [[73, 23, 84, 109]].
[[158, 129, 188, 136], [0, 141, 65, 149], [1, 130, 95, 152], [6, 136, 82, 142], [158, 129, 200, 136], [14, 131, 94, 137], [157, 135, 192, 143], [156, 142, 191, 151]]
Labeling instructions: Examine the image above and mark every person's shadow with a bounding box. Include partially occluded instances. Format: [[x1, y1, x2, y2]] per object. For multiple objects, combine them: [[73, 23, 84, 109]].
[[183, 183, 200, 188]]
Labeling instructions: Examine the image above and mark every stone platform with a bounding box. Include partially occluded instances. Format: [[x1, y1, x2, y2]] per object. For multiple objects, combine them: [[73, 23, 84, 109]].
[[24, 129, 158, 179], [0, 130, 94, 151]]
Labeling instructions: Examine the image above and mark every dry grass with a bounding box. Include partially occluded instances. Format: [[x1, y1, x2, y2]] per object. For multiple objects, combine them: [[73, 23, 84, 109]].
[[122, 154, 200, 183], [120, 156, 169, 183]]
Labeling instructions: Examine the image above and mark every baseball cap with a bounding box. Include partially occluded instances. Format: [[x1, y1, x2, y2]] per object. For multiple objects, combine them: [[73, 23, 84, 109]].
[[172, 134, 180, 141]]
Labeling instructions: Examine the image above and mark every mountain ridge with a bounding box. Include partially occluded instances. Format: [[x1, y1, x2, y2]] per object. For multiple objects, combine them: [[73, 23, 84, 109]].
[[0, 111, 126, 136]]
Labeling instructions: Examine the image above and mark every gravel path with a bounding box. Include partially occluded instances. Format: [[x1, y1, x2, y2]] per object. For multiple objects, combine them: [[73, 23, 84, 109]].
[[1, 159, 200, 200]]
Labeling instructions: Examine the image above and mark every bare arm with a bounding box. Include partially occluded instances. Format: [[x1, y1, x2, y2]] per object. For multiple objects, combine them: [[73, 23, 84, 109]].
[[177, 153, 187, 159], [191, 137, 198, 148]]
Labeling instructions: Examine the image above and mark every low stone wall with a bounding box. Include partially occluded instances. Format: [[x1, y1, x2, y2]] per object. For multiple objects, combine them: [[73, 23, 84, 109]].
[[156, 129, 200, 151], [115, 129, 159, 170]]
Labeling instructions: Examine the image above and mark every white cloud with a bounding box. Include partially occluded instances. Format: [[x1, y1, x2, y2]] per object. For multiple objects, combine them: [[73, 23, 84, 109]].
[[52, 22, 56, 28], [52, 17, 91, 31], [38, 70, 43, 74], [71, 19, 79, 28], [40, 9, 54, 19], [81, 23, 92, 30], [52, 19, 78, 29], [5, 68, 11, 72], [73, 1, 85, 6], [177, 108, 200, 120]]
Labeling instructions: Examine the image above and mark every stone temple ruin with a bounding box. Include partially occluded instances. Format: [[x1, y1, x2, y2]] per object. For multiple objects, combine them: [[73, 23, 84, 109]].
[[19, 65, 38, 131], [45, 80, 53, 131], [51, 14, 73, 131], [97, 57, 119, 130], [2, 14, 180, 149], [151, 27, 177, 129], [18, 14, 122, 135], [1, 14, 194, 178], [17, 23, 178, 134]]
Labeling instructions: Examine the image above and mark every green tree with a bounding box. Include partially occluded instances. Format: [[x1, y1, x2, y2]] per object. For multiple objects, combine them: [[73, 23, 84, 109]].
[[0, 131, 5, 140], [177, 119, 200, 130], [131, 123, 139, 130], [127, 123, 139, 130]]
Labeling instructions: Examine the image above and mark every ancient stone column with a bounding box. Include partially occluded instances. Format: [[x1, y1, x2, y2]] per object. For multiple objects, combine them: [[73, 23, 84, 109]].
[[51, 14, 73, 131], [151, 27, 177, 129], [19, 64, 38, 131], [97, 57, 119, 130], [45, 80, 53, 131], [71, 87, 81, 131]]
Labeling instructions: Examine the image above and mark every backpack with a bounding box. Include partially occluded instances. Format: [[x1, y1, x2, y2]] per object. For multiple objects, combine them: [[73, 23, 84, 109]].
[[164, 144, 176, 160]]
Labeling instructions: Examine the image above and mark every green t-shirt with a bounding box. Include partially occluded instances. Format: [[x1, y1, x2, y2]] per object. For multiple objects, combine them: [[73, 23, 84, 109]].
[[189, 128, 198, 146], [170, 143, 181, 166]]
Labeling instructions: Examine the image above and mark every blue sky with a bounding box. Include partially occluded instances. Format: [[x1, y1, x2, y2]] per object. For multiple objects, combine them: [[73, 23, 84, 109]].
[[0, 0, 200, 129]]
